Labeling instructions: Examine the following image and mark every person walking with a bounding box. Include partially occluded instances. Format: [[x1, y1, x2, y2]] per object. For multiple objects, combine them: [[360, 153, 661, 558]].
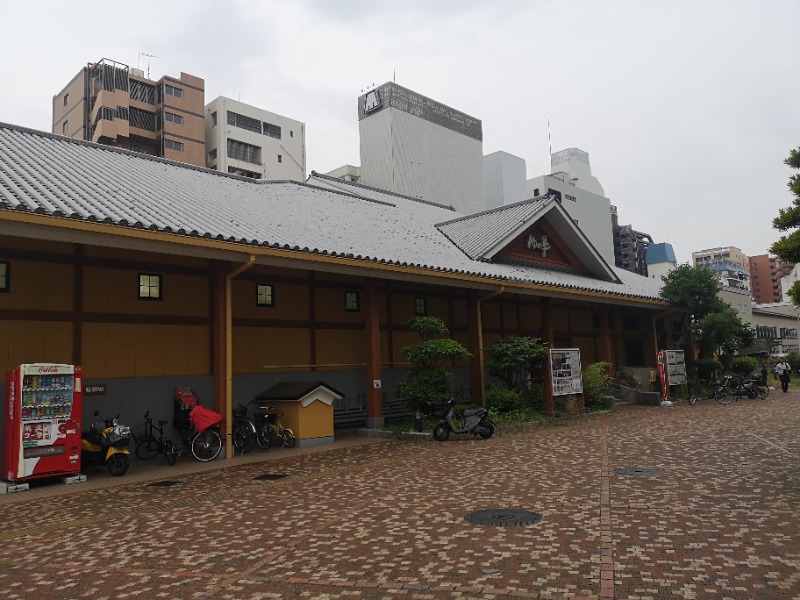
[[775, 358, 792, 393]]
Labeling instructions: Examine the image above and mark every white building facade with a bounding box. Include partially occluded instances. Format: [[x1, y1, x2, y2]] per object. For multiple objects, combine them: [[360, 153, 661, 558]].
[[484, 151, 528, 210], [525, 149, 615, 265], [204, 96, 306, 181], [358, 83, 485, 214]]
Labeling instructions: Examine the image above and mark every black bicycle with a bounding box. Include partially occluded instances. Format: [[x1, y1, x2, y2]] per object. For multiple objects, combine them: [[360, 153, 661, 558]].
[[232, 403, 256, 454], [134, 411, 179, 465]]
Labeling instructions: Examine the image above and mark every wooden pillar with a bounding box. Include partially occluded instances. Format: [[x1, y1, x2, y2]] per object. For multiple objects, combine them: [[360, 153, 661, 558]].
[[72, 244, 84, 365], [212, 261, 227, 416], [542, 297, 555, 413], [646, 312, 659, 367], [364, 279, 383, 428], [467, 290, 485, 405], [600, 305, 614, 374]]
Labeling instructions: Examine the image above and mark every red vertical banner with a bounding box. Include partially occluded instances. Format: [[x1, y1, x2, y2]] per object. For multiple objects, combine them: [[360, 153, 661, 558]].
[[656, 351, 669, 400]]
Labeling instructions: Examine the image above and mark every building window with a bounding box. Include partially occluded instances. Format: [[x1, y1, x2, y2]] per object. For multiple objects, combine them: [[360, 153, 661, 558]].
[[62, 121, 68, 134], [415, 297, 427, 316], [211, 111, 217, 126], [533, 188, 540, 196], [263, 122, 281, 139], [0, 261, 9, 292], [257, 284, 274, 307], [63, 94, 69, 106], [138, 273, 162, 300], [290, 130, 294, 138], [345, 291, 360, 312], [277, 154, 282, 163], [164, 139, 184, 151], [165, 112, 183, 125], [164, 84, 183, 98], [227, 139, 261, 164], [208, 148, 217, 161], [227, 111, 262, 133]]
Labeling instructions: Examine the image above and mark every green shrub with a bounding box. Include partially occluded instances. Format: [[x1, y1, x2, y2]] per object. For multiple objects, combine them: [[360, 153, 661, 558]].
[[486, 336, 548, 389], [485, 383, 522, 414], [583, 361, 613, 411], [785, 351, 800, 373], [730, 356, 757, 377], [521, 383, 546, 412], [695, 357, 722, 380]]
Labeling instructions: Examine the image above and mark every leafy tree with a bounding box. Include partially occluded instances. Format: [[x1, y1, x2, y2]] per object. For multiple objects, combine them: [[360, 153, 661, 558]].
[[771, 147, 800, 304], [730, 356, 757, 377], [660, 264, 726, 358], [696, 307, 754, 359], [396, 316, 471, 416], [485, 336, 548, 389]]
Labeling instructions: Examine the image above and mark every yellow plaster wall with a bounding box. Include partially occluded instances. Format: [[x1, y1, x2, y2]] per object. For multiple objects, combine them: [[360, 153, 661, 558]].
[[233, 279, 310, 321], [0, 262, 73, 311], [235, 326, 310, 372], [0, 320, 72, 371], [316, 329, 365, 369]]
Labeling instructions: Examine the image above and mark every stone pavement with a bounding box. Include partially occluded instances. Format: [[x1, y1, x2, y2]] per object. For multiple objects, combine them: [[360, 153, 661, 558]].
[[0, 393, 799, 599]]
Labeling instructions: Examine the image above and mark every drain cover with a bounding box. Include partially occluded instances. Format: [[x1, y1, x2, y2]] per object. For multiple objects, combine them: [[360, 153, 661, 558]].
[[614, 467, 664, 477], [147, 480, 180, 487], [465, 509, 542, 527], [253, 473, 287, 481]]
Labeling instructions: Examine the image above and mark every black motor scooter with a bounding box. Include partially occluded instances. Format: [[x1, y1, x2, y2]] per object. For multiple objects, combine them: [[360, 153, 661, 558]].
[[432, 397, 496, 441]]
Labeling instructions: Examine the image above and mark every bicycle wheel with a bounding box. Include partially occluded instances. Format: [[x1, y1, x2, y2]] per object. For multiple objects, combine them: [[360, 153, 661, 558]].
[[256, 423, 272, 450], [192, 429, 222, 462], [163, 440, 178, 466], [135, 437, 159, 461], [233, 420, 256, 454], [280, 428, 296, 449], [715, 388, 733, 405], [687, 396, 697, 405], [757, 385, 769, 400]]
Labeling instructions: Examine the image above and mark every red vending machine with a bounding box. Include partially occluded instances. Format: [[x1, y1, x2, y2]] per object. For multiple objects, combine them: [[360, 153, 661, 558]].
[[3, 363, 83, 485]]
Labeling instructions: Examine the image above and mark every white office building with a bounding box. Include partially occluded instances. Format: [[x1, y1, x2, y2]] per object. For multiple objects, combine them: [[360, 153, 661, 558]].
[[358, 82, 485, 214], [484, 151, 528, 210], [524, 149, 615, 265], [205, 96, 306, 181]]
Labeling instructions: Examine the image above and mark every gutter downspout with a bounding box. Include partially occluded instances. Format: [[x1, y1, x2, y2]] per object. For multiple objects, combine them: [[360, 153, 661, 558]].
[[472, 285, 506, 404], [224, 255, 256, 460]]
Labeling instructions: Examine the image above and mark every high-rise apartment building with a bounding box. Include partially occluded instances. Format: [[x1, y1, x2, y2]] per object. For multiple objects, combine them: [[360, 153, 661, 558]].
[[204, 97, 306, 181], [749, 254, 794, 304], [358, 82, 485, 214], [611, 206, 654, 276], [52, 58, 205, 167], [692, 246, 750, 293]]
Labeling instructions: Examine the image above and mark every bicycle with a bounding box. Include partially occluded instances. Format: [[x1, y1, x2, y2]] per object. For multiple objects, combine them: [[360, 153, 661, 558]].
[[175, 405, 223, 462], [232, 403, 256, 454], [134, 411, 179, 465], [254, 404, 296, 448]]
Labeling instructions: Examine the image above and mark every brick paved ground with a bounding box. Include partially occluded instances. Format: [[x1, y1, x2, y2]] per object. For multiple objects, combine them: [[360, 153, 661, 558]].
[[1, 393, 799, 599]]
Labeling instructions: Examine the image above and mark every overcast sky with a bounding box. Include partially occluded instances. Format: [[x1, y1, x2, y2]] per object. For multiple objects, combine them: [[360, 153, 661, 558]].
[[1, 1, 798, 264]]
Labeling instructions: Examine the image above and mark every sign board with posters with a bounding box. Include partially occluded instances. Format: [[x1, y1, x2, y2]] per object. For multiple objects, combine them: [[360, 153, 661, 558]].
[[550, 349, 583, 396], [656, 349, 686, 400]]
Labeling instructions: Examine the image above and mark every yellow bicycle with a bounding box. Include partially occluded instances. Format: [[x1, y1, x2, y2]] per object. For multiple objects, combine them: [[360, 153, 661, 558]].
[[254, 405, 296, 449]]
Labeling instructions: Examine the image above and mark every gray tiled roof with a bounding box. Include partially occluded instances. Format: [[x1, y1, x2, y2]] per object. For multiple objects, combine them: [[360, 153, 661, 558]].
[[436, 200, 548, 260], [0, 123, 665, 302]]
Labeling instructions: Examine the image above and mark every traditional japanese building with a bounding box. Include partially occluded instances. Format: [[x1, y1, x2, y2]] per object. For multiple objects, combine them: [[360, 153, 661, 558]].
[[0, 123, 680, 456]]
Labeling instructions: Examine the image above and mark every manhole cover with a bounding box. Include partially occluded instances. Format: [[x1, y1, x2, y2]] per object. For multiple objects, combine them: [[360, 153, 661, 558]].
[[465, 509, 542, 527], [146, 480, 180, 487], [614, 467, 664, 477], [253, 473, 287, 481]]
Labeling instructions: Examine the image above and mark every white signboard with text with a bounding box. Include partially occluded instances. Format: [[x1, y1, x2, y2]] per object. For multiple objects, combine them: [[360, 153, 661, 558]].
[[550, 348, 583, 396]]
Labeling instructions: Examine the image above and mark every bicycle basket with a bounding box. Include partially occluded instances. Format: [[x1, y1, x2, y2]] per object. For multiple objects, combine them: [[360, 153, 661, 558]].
[[232, 405, 247, 418], [130, 423, 148, 443]]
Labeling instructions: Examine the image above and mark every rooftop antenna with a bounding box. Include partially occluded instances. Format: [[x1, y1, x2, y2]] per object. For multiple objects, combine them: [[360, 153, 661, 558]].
[[393, 65, 396, 83], [139, 52, 158, 78], [547, 114, 552, 171]]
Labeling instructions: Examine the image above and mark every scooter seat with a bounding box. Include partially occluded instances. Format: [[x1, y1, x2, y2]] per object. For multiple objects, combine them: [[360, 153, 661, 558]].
[[463, 408, 485, 417]]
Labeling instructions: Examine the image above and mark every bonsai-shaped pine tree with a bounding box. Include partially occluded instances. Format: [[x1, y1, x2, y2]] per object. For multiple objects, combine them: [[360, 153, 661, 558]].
[[397, 316, 471, 416]]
